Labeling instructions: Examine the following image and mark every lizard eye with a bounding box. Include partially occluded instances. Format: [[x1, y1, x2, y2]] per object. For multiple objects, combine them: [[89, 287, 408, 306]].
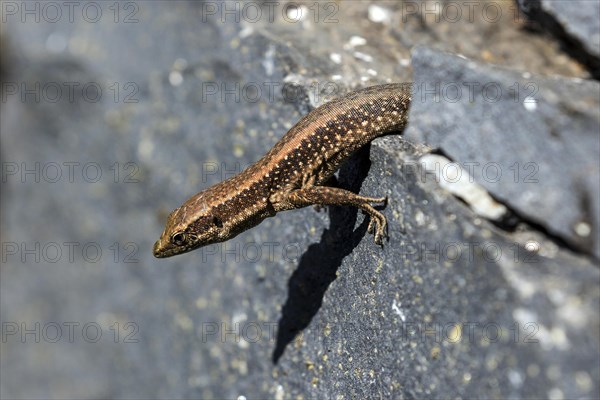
[[171, 232, 186, 246]]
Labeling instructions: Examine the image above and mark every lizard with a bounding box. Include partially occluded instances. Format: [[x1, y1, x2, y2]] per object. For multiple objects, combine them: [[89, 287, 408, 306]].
[[153, 83, 412, 258]]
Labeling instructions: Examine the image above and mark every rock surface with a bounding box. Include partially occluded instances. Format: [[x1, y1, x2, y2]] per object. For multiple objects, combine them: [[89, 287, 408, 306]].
[[521, 0, 600, 78], [406, 45, 600, 259], [1, 1, 598, 399], [540, 0, 600, 57]]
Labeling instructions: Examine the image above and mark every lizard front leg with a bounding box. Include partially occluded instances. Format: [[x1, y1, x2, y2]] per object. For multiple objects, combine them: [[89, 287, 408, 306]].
[[282, 185, 388, 245]]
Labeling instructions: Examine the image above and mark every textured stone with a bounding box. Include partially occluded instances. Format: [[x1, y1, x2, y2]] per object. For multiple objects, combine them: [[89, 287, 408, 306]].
[[520, 0, 600, 78], [1, 2, 598, 399], [406, 45, 600, 259], [539, 0, 600, 57]]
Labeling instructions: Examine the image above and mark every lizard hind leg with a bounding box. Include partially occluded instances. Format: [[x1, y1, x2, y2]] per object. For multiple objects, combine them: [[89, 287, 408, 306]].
[[312, 175, 338, 212], [284, 185, 389, 245]]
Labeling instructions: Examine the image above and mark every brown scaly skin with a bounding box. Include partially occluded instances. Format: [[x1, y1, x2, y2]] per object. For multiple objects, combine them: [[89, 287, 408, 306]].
[[153, 83, 412, 258]]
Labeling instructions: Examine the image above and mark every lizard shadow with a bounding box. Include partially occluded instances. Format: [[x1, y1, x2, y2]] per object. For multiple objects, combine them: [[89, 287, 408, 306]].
[[272, 145, 374, 363]]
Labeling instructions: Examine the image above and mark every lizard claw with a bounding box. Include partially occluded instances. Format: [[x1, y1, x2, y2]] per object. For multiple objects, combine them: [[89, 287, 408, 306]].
[[367, 218, 376, 234], [374, 218, 388, 245], [362, 195, 389, 245], [368, 213, 388, 245]]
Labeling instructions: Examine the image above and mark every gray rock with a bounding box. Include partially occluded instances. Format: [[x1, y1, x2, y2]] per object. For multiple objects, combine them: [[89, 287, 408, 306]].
[[406, 45, 600, 259], [540, 0, 600, 57], [1, 2, 598, 399], [520, 0, 600, 77]]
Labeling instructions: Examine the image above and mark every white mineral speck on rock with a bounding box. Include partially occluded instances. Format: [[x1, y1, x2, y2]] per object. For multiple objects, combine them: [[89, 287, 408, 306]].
[[574, 221, 591, 237], [508, 369, 524, 387], [275, 384, 285, 400], [263, 44, 276, 76], [169, 71, 183, 86], [524, 96, 537, 111], [349, 36, 367, 47], [392, 300, 406, 322], [353, 52, 373, 62], [286, 4, 307, 21], [525, 240, 540, 252], [138, 139, 154, 162], [239, 26, 254, 38], [421, 154, 508, 220], [368, 5, 391, 24], [548, 387, 564, 400]]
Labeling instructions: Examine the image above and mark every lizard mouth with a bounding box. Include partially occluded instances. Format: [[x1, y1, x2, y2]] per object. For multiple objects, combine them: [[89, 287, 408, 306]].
[[152, 240, 166, 258], [153, 239, 175, 258], [153, 237, 193, 258]]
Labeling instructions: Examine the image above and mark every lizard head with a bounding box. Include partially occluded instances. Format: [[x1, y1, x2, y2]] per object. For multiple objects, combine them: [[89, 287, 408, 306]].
[[153, 194, 225, 258]]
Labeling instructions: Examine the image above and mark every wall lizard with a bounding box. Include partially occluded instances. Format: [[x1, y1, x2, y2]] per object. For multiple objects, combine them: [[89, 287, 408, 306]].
[[153, 83, 412, 258]]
